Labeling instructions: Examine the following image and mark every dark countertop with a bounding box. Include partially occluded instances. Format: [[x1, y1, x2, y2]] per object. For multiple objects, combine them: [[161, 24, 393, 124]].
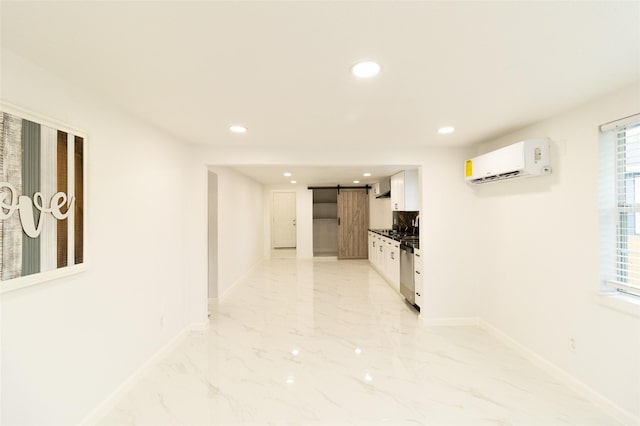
[[369, 229, 420, 249]]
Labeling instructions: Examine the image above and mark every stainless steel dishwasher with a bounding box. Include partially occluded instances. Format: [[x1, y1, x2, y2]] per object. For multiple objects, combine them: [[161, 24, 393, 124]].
[[399, 242, 415, 305]]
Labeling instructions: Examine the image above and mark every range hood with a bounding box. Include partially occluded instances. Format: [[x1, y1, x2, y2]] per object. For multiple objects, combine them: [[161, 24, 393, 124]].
[[375, 177, 391, 198]]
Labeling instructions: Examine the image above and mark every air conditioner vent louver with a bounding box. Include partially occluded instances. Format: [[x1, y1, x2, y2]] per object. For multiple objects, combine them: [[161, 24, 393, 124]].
[[465, 139, 551, 185], [470, 170, 523, 184]]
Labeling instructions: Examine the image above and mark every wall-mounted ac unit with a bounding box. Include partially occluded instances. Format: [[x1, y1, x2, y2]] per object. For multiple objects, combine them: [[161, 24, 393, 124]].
[[465, 138, 551, 185]]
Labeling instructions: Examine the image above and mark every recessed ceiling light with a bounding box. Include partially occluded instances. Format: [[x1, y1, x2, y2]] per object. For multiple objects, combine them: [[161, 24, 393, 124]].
[[353, 180, 360, 184], [363, 173, 371, 177], [351, 61, 381, 78], [283, 172, 292, 177], [290, 180, 297, 184], [229, 125, 247, 133], [438, 126, 455, 134]]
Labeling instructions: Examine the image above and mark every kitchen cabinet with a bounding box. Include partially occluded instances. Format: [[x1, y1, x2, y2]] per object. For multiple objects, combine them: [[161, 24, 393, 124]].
[[390, 173, 404, 211], [368, 232, 400, 293], [369, 232, 376, 264], [375, 235, 384, 268], [369, 232, 382, 265], [390, 169, 419, 211], [383, 239, 393, 281], [386, 240, 400, 291], [414, 248, 423, 309]]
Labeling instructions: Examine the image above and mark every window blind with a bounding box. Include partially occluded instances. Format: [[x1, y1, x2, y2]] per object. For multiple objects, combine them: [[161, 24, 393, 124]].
[[602, 114, 640, 297]]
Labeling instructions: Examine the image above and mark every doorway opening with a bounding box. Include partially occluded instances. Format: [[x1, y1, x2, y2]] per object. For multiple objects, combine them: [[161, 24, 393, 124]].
[[272, 191, 297, 258], [311, 187, 369, 259], [312, 188, 338, 257]]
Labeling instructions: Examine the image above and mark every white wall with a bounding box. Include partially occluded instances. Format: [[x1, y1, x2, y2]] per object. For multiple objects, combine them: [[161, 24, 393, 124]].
[[207, 172, 218, 298], [263, 185, 314, 259], [0, 49, 194, 425], [473, 82, 640, 420], [419, 149, 480, 318], [206, 166, 265, 298], [369, 191, 392, 229]]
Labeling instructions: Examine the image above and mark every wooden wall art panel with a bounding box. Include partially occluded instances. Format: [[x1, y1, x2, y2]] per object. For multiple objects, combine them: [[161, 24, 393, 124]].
[[0, 105, 87, 293]]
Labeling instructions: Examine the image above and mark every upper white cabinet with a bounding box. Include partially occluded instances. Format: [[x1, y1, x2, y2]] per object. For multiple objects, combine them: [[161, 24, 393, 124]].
[[391, 169, 419, 211], [390, 173, 403, 211]]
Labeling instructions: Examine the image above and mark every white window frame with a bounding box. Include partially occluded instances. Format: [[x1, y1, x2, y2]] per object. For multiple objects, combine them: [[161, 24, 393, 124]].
[[600, 113, 640, 299]]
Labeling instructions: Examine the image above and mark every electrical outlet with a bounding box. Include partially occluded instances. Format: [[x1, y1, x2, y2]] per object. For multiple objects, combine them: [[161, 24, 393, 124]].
[[569, 337, 576, 352]]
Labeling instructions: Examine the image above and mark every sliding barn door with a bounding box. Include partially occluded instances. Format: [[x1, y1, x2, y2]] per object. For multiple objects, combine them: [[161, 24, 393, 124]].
[[337, 189, 369, 259]]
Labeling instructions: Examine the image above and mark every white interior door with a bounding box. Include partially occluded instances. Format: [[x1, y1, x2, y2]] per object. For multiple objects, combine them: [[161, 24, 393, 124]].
[[273, 192, 296, 248]]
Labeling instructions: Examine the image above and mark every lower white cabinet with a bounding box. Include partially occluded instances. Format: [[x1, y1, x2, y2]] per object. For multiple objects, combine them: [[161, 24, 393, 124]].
[[368, 233, 379, 264], [368, 232, 401, 293], [385, 240, 400, 292], [372, 234, 382, 266], [414, 248, 423, 309], [382, 239, 392, 277]]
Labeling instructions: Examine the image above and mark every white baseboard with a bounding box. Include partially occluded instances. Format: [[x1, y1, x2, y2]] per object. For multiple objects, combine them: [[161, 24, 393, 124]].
[[478, 319, 640, 426], [190, 320, 210, 331], [218, 258, 264, 301], [77, 322, 205, 426], [420, 317, 480, 326]]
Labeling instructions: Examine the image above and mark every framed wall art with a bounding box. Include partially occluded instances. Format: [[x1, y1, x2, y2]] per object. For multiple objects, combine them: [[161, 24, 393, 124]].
[[0, 103, 87, 293]]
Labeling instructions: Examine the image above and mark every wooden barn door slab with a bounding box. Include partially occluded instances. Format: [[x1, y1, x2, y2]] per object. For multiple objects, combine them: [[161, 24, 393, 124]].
[[337, 188, 369, 259]]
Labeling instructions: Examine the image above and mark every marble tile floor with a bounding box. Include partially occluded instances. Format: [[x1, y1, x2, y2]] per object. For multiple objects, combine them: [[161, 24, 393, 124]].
[[270, 248, 297, 259], [98, 259, 618, 426]]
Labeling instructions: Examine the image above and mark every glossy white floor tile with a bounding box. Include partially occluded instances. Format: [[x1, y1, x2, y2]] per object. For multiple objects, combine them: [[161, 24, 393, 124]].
[[98, 259, 618, 426], [270, 248, 297, 259]]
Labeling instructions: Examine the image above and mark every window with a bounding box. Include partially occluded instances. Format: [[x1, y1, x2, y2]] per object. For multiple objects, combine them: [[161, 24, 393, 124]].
[[600, 114, 640, 297]]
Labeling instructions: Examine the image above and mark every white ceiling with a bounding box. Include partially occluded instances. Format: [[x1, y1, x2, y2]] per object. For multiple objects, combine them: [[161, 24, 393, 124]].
[[2, 1, 639, 185], [226, 164, 416, 187]]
